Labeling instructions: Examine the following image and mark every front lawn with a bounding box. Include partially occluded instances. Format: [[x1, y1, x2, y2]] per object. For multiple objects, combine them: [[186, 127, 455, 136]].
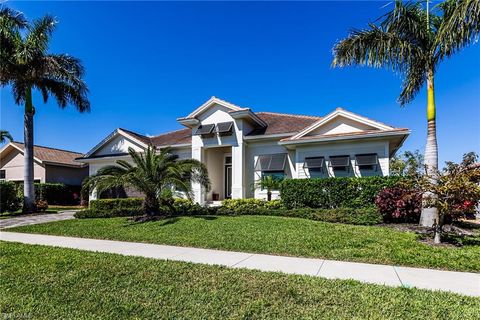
[[1, 242, 478, 319], [9, 215, 480, 272]]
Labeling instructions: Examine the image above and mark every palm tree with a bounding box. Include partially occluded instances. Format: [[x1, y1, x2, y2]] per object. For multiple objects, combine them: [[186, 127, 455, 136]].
[[0, 7, 90, 213], [0, 130, 13, 143], [83, 147, 210, 216], [254, 175, 284, 201], [332, 0, 479, 227]]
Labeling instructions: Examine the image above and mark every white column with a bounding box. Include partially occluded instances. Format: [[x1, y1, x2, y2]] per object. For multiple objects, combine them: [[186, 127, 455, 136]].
[[192, 146, 205, 204], [231, 142, 245, 199]]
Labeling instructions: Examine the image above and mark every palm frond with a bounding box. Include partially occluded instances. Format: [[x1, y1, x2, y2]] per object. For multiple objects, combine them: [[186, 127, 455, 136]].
[[1, 7, 90, 113], [436, 0, 480, 57], [0, 129, 13, 143], [332, 25, 421, 72], [82, 147, 211, 213], [380, 0, 432, 47], [398, 58, 428, 105], [24, 15, 56, 57], [34, 77, 90, 111]]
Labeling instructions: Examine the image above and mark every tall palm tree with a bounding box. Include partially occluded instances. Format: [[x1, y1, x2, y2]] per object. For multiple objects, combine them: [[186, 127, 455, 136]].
[[332, 0, 479, 227], [0, 130, 13, 143], [0, 7, 90, 213], [83, 147, 211, 216]]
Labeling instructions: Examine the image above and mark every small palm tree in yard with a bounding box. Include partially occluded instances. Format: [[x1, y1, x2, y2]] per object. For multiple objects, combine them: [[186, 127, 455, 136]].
[[83, 147, 210, 217], [255, 175, 284, 201], [332, 0, 479, 228], [0, 7, 90, 213], [0, 130, 13, 143]]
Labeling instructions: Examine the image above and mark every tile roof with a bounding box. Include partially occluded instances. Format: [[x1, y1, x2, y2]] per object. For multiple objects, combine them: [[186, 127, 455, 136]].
[[119, 128, 151, 145], [128, 112, 323, 147], [11, 142, 85, 167], [248, 112, 321, 136], [122, 111, 406, 147], [149, 128, 192, 147]]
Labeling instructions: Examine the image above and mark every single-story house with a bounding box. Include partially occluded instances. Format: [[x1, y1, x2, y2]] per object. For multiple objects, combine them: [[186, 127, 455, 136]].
[[77, 96, 409, 204], [0, 142, 88, 186]]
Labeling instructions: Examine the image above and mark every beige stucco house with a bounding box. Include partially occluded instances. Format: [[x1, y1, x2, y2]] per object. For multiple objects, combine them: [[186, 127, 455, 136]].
[[78, 97, 410, 204], [0, 142, 88, 186]]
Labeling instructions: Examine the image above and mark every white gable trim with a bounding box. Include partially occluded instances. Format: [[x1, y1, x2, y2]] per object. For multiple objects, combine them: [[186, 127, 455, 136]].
[[280, 130, 409, 146], [187, 96, 243, 119], [0, 142, 44, 165], [83, 129, 149, 158], [290, 108, 394, 140]]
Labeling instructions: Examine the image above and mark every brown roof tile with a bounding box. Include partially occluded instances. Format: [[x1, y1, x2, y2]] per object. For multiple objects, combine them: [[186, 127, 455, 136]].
[[149, 128, 192, 147], [248, 112, 321, 136], [129, 112, 322, 146], [11, 142, 85, 167], [119, 128, 151, 145]]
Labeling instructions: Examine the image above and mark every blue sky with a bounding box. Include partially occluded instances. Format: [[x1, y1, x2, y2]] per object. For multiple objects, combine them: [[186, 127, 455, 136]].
[[1, 1, 479, 165]]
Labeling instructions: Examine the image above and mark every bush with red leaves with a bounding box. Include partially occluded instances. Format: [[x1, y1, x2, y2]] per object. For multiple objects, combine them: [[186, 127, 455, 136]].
[[375, 187, 422, 223]]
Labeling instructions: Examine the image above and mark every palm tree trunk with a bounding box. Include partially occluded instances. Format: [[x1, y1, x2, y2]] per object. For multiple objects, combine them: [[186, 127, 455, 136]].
[[419, 70, 439, 231], [143, 193, 159, 216], [22, 87, 36, 214], [267, 191, 272, 201]]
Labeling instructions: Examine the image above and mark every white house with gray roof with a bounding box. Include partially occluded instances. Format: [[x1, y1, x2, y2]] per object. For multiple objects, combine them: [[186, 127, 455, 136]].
[[78, 97, 409, 204]]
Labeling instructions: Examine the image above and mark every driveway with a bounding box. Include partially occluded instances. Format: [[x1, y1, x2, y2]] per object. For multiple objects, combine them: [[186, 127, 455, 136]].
[[0, 210, 76, 229]]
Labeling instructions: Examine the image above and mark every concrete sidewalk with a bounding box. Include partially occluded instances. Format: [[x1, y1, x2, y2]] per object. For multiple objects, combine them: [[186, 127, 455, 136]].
[[0, 211, 76, 229], [1, 231, 479, 297]]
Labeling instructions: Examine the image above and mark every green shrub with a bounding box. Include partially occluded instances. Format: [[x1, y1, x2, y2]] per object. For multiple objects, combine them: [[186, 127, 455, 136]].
[[0, 181, 21, 213], [172, 198, 211, 216], [221, 198, 285, 211], [16, 183, 80, 205], [90, 198, 143, 212], [74, 208, 144, 219], [280, 176, 404, 209], [216, 205, 381, 225]]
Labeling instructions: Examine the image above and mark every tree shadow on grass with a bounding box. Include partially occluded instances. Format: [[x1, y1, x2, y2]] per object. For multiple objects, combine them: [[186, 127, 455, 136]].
[[191, 215, 218, 221], [122, 216, 181, 227]]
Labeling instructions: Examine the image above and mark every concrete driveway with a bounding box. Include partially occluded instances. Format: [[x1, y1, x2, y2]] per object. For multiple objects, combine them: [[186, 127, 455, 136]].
[[0, 210, 76, 229]]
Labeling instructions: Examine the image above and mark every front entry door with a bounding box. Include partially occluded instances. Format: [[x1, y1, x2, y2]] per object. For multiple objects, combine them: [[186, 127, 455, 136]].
[[225, 165, 232, 199]]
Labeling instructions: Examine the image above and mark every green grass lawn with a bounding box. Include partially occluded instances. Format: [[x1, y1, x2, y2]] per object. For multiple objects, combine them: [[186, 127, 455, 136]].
[[9, 215, 480, 272], [1, 242, 478, 319]]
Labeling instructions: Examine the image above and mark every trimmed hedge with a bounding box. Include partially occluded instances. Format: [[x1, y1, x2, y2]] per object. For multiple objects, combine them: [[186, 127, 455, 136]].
[[76, 197, 381, 225], [216, 205, 381, 225], [280, 176, 404, 209], [90, 198, 143, 212], [75, 198, 144, 218], [16, 183, 81, 205], [0, 181, 21, 213], [221, 199, 285, 211], [74, 208, 145, 219]]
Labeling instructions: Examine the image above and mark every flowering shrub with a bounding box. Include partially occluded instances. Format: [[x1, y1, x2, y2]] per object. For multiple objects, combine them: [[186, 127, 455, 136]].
[[420, 152, 480, 223], [375, 187, 421, 223]]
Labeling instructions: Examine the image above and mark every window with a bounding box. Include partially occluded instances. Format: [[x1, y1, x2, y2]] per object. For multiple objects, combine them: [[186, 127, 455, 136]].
[[193, 124, 215, 138], [216, 122, 234, 136], [261, 170, 285, 180], [355, 153, 378, 171], [329, 155, 350, 172], [0, 170, 5, 179], [255, 154, 287, 171], [304, 156, 325, 178], [225, 156, 232, 165], [255, 154, 287, 189]]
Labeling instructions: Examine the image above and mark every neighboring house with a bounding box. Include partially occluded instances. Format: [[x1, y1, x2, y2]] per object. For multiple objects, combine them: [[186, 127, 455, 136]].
[[0, 142, 88, 186], [78, 96, 409, 203]]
